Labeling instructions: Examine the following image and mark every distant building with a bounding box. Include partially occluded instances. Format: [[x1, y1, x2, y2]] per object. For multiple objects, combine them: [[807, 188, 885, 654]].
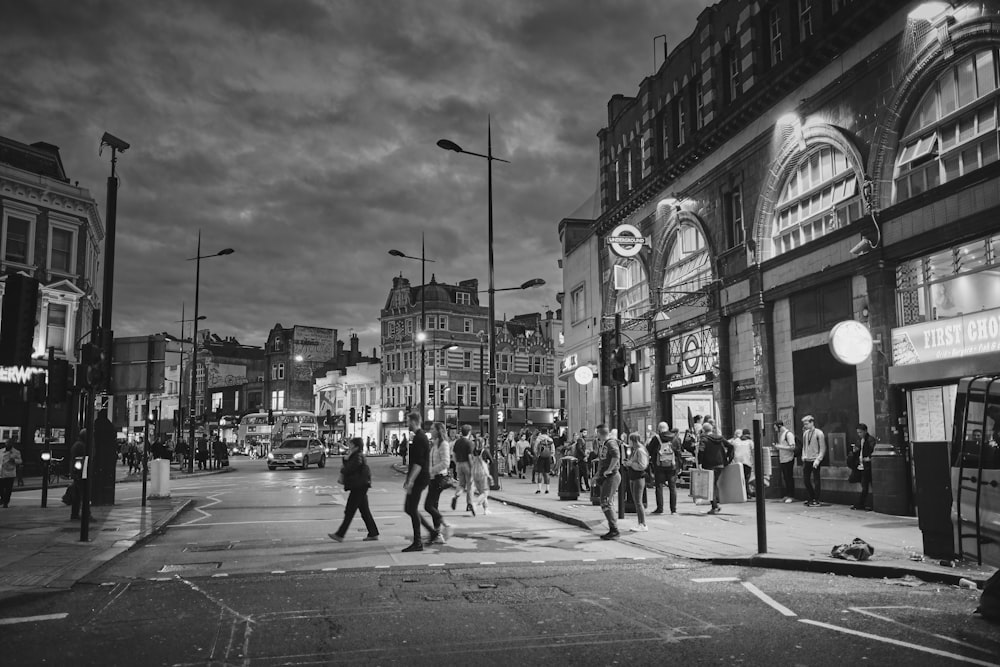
[[264, 324, 336, 411], [0, 135, 104, 446]]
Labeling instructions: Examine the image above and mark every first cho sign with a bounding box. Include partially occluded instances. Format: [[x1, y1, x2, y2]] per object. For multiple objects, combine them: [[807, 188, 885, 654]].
[[607, 224, 647, 257]]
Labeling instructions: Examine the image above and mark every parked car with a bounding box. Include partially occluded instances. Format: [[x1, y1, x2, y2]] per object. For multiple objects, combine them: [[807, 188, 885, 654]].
[[267, 437, 327, 470]]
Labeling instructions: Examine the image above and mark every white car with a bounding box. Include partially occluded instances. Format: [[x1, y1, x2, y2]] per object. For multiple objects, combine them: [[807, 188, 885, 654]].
[[267, 438, 327, 470]]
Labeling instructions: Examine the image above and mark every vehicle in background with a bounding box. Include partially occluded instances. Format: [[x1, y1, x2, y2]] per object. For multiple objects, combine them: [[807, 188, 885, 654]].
[[267, 437, 327, 470]]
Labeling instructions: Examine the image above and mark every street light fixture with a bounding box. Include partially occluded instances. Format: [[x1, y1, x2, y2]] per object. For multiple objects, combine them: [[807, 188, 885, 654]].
[[438, 119, 511, 489], [186, 232, 234, 473], [388, 240, 436, 420]]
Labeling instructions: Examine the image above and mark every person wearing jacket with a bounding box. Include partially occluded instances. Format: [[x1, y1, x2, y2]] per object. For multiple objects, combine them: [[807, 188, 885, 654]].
[[647, 422, 680, 515], [625, 433, 649, 531], [329, 437, 379, 542], [422, 421, 453, 545], [773, 421, 797, 503], [801, 415, 827, 507], [593, 424, 622, 540], [1, 437, 23, 508], [697, 423, 733, 515], [850, 423, 877, 511]]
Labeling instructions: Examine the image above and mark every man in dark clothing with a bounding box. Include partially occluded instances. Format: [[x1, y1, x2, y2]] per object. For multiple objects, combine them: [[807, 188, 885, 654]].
[[647, 422, 679, 514], [697, 423, 733, 515], [212, 437, 226, 470], [574, 429, 590, 491], [593, 424, 621, 540], [851, 423, 877, 511], [451, 424, 474, 513], [402, 412, 431, 552], [69, 430, 87, 520]]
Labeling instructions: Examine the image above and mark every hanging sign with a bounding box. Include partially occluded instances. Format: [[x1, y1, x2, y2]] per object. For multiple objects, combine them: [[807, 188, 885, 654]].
[[829, 320, 874, 365], [606, 223, 647, 257]]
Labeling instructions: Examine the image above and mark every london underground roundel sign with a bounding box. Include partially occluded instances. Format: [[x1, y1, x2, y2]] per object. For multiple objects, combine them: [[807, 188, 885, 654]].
[[829, 320, 874, 365], [607, 223, 647, 257]]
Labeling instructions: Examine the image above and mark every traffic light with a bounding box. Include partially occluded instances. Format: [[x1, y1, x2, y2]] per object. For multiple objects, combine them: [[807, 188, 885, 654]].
[[0, 273, 40, 366], [599, 331, 616, 387], [558, 408, 566, 422], [48, 359, 69, 399], [349, 407, 356, 423], [268, 408, 274, 425], [611, 345, 631, 386], [364, 405, 371, 421], [28, 370, 47, 403]]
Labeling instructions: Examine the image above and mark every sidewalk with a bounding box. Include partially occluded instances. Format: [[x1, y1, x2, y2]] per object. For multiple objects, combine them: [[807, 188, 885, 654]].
[[488, 474, 996, 586], [0, 465, 233, 603]]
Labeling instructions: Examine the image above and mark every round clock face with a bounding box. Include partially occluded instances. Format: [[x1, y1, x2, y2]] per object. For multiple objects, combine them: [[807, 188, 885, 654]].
[[574, 365, 594, 385], [829, 320, 874, 365]]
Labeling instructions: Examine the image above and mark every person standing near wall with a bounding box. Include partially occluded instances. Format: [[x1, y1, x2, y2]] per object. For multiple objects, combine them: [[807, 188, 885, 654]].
[[800, 415, 827, 507], [850, 423, 876, 511], [773, 421, 797, 503]]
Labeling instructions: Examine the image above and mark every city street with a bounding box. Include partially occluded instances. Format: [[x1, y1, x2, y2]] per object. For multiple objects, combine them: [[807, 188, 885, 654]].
[[1, 457, 997, 666]]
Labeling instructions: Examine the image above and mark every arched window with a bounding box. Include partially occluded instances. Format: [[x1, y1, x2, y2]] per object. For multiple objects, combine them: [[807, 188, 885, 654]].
[[614, 260, 649, 321], [662, 223, 711, 306], [894, 49, 999, 202], [772, 145, 862, 256]]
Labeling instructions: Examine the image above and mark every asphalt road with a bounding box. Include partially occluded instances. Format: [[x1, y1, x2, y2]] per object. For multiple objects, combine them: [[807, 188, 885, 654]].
[[1, 457, 997, 666]]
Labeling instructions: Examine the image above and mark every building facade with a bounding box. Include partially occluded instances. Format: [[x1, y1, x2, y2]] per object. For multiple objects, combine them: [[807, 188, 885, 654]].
[[564, 0, 1000, 512], [263, 324, 335, 411], [0, 136, 104, 450]]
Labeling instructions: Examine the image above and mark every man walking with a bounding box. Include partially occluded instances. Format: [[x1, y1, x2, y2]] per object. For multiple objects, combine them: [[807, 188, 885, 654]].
[[698, 422, 732, 515], [402, 412, 431, 552], [801, 415, 827, 507], [773, 420, 796, 503], [451, 424, 474, 513], [593, 424, 622, 540]]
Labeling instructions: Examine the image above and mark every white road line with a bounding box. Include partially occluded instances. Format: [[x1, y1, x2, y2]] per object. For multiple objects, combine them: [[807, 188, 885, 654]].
[[849, 607, 997, 656], [480, 562, 496, 565], [582, 558, 597, 562], [0, 613, 68, 626], [271, 570, 286, 574], [428, 563, 445, 567], [741, 581, 797, 617], [168, 519, 332, 527], [799, 619, 1000, 666], [322, 567, 338, 571], [531, 560, 545, 563], [211, 573, 229, 578], [374, 565, 390, 569], [692, 577, 740, 583]]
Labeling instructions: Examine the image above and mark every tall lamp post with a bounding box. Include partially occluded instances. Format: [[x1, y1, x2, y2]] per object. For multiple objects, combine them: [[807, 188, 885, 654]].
[[186, 232, 234, 473], [476, 330, 486, 436], [175, 308, 206, 445], [388, 239, 435, 419], [438, 121, 510, 486]]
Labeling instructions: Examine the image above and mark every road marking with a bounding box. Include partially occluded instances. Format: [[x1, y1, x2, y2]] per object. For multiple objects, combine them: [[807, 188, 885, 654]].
[[632, 557, 647, 561], [741, 582, 796, 617], [692, 577, 740, 583], [531, 560, 545, 563], [849, 607, 997, 655], [211, 573, 229, 578], [582, 558, 597, 562], [428, 563, 445, 567], [168, 519, 333, 527], [149, 577, 171, 581], [480, 562, 496, 565], [800, 619, 999, 666], [0, 613, 68, 626], [374, 565, 390, 569], [322, 567, 338, 571]]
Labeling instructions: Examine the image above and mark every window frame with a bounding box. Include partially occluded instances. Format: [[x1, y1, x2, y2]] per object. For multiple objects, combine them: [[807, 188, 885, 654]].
[[2, 203, 36, 268], [47, 214, 78, 276], [45, 302, 68, 352], [769, 6, 783, 66]]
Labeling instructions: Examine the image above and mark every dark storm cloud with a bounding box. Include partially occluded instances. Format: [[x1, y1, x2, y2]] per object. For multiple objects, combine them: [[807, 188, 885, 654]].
[[0, 0, 711, 351]]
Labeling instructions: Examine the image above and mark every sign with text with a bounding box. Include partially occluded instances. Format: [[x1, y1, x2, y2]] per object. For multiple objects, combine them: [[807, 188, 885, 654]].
[[892, 306, 1000, 366]]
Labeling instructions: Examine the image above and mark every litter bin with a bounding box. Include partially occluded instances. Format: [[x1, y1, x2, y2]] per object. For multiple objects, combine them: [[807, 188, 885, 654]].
[[149, 458, 171, 498], [871, 443, 913, 516], [558, 456, 580, 500]]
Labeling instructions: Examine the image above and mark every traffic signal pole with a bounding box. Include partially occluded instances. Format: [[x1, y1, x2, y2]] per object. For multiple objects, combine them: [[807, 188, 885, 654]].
[[615, 313, 625, 521]]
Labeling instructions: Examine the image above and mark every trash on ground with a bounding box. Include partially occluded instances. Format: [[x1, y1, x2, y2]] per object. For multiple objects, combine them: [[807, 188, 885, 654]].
[[830, 537, 875, 561]]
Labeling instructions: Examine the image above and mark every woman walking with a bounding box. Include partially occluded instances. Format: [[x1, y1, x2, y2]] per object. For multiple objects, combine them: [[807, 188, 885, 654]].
[[329, 437, 379, 542], [422, 421, 453, 544], [625, 433, 649, 531]]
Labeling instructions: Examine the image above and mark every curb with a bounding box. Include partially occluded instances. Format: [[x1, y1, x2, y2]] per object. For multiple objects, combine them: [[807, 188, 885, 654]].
[[13, 465, 235, 493], [709, 554, 987, 587], [491, 493, 605, 531]]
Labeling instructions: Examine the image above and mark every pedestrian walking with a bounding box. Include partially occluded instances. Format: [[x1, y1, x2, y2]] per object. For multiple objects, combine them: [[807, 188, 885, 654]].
[[850, 423, 876, 511], [196, 435, 209, 471], [470, 438, 493, 515], [592, 424, 622, 540], [647, 422, 679, 514], [422, 421, 453, 545], [401, 413, 430, 552], [697, 422, 733, 515], [1, 437, 23, 507], [515, 433, 530, 479], [451, 424, 474, 513], [68, 429, 87, 519], [329, 437, 379, 542], [399, 434, 408, 466], [625, 432, 649, 531], [534, 427, 554, 494], [800, 415, 827, 507], [772, 421, 796, 502], [733, 429, 755, 498]]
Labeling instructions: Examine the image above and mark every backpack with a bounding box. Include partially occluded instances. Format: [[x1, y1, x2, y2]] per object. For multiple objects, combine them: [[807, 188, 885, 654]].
[[655, 433, 676, 469], [976, 568, 1000, 623]]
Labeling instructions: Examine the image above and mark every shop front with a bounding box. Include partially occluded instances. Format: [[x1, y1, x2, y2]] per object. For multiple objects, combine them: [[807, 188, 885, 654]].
[[658, 326, 719, 433]]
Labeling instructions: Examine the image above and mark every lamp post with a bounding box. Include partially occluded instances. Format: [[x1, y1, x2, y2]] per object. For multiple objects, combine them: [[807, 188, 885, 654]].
[[438, 124, 513, 488], [174, 308, 206, 447], [186, 232, 234, 473], [388, 240, 435, 420], [476, 330, 486, 436]]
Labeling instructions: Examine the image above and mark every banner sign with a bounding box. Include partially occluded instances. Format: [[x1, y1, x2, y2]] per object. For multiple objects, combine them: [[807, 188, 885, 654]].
[[892, 306, 1000, 366], [0, 365, 44, 384]]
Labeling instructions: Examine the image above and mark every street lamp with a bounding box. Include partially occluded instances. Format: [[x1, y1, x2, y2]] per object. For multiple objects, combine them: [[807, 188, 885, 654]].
[[388, 240, 435, 420], [186, 232, 234, 473], [174, 308, 206, 447], [438, 120, 511, 489]]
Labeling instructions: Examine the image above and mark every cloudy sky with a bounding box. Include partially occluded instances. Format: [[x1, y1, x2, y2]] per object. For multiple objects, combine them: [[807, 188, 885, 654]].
[[2, 0, 711, 353]]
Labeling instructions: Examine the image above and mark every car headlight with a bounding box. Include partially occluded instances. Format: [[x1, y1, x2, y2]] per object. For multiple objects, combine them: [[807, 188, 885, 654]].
[[267, 453, 274, 460], [293, 452, 303, 459]]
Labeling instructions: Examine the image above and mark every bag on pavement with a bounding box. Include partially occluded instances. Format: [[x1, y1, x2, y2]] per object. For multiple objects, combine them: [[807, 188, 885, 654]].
[[830, 537, 875, 561], [689, 467, 714, 501]]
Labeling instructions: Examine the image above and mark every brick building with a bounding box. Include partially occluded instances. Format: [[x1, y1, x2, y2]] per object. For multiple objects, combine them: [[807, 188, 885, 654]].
[[563, 0, 1000, 512]]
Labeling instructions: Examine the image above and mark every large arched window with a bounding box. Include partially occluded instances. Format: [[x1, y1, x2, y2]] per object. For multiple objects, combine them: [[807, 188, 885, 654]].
[[894, 49, 999, 202], [772, 145, 862, 256], [662, 222, 711, 306], [614, 260, 649, 321]]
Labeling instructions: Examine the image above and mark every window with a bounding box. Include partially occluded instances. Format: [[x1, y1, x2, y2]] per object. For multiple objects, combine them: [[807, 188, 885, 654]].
[[530, 356, 543, 373], [501, 387, 511, 406], [498, 353, 512, 372], [798, 0, 813, 39], [49, 226, 74, 274], [406, 319, 413, 333], [676, 98, 687, 147], [46, 303, 67, 352], [769, 7, 783, 66], [772, 146, 861, 256], [570, 285, 586, 323], [610, 160, 619, 202], [623, 150, 632, 191], [212, 393, 223, 412], [3, 216, 31, 265], [457, 292, 471, 305], [614, 259, 650, 321], [272, 338, 283, 351], [470, 385, 479, 407], [696, 85, 706, 129], [728, 48, 741, 102], [463, 318, 472, 333], [272, 363, 285, 380], [463, 351, 473, 368], [426, 315, 447, 330], [660, 113, 670, 161], [369, 387, 376, 403], [270, 390, 285, 410], [662, 223, 712, 307], [894, 50, 1000, 203], [437, 348, 448, 367], [725, 187, 745, 247], [457, 385, 466, 406]]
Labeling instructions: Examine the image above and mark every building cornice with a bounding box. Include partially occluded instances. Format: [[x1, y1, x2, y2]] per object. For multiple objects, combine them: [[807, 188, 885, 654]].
[[0, 164, 104, 242]]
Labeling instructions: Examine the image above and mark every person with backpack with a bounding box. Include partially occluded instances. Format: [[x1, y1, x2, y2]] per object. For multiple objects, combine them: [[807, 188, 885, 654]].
[[647, 422, 680, 515], [697, 422, 734, 515], [329, 437, 379, 542], [533, 427, 554, 494]]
